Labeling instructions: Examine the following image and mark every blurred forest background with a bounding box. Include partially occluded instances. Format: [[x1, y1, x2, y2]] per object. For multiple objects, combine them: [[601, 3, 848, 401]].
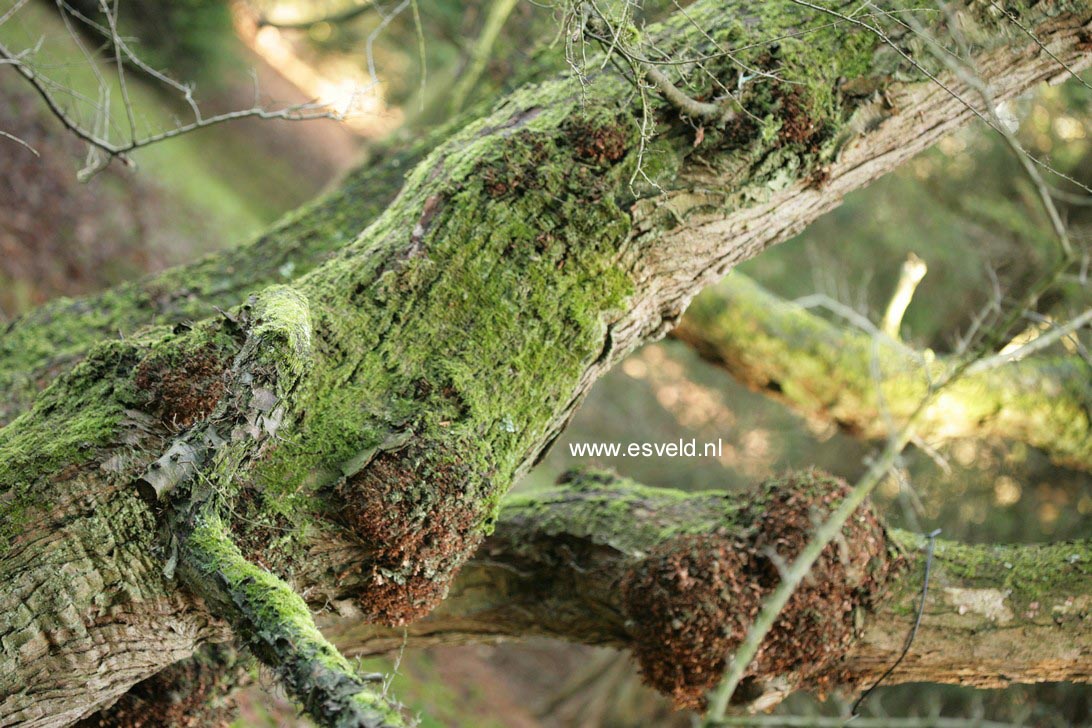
[[1, 0, 1089, 725]]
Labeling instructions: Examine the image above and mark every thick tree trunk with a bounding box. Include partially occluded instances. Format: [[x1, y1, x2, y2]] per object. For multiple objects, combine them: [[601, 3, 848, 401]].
[[2, 0, 1091, 724], [674, 274, 1092, 469]]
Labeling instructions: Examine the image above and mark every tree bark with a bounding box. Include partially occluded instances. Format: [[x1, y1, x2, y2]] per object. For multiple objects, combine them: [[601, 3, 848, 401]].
[[75, 470, 1092, 719], [674, 274, 1092, 469], [3, 0, 1092, 724], [323, 470, 1092, 706]]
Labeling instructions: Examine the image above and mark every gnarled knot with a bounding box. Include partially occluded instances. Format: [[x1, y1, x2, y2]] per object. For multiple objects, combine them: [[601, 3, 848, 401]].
[[620, 470, 892, 711], [337, 440, 491, 626]]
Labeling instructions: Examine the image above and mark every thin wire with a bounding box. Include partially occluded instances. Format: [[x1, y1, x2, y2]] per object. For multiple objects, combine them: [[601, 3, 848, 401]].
[[849, 528, 942, 720]]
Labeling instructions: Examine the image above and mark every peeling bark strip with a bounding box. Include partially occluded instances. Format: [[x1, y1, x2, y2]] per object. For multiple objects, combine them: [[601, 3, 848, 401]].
[[317, 471, 1092, 705], [3, 1, 1092, 725], [674, 275, 1092, 469]]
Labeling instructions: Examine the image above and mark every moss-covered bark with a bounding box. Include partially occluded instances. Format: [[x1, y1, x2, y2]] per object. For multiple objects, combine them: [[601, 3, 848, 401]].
[[180, 515, 406, 727], [109, 469, 1088, 716], [73, 470, 1092, 720], [2, 0, 1091, 725], [675, 274, 1092, 469], [319, 470, 1092, 709], [0, 133, 427, 426]]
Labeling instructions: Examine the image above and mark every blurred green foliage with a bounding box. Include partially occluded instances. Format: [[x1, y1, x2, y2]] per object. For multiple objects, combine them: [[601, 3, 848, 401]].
[[64, 0, 236, 82]]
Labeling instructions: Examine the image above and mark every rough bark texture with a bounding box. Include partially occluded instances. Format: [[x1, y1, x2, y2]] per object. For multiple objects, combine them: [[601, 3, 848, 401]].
[[74, 470, 1092, 720], [72, 644, 246, 728], [674, 274, 1092, 469], [3, 0, 1092, 725], [318, 471, 1092, 707]]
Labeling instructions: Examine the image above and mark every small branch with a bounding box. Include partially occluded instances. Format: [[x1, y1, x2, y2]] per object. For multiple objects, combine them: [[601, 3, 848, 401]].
[[0, 0, 30, 26], [705, 428, 912, 718], [0, 38, 340, 175], [448, 0, 519, 114], [0, 2, 344, 179], [581, 3, 737, 124], [643, 64, 732, 122], [0, 129, 38, 156], [967, 308, 1092, 375], [312, 473, 1092, 703], [881, 252, 928, 339], [986, 0, 1092, 92], [259, 2, 376, 30], [181, 513, 408, 728], [674, 275, 1092, 470]]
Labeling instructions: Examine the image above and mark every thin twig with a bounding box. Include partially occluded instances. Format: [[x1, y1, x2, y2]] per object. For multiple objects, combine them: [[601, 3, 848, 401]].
[[966, 308, 1092, 374], [986, 0, 1092, 92], [0, 129, 39, 156], [0, 3, 345, 178], [850, 528, 942, 719], [448, 0, 519, 114], [259, 1, 377, 30]]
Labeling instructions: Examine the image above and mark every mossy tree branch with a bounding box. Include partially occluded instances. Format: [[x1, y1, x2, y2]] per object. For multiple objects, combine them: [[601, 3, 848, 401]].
[[82, 470, 1092, 720], [3, 3, 1091, 431], [674, 274, 1092, 469], [318, 471, 1092, 710], [180, 514, 406, 728], [3, 0, 1092, 725]]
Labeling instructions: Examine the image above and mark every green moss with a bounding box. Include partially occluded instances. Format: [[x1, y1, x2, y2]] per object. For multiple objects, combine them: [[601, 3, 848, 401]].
[[0, 337, 145, 551], [503, 469, 741, 555], [6, 0, 1076, 642], [252, 101, 642, 526], [0, 123, 439, 426], [889, 530, 1092, 617], [185, 513, 407, 727], [681, 274, 1092, 467]]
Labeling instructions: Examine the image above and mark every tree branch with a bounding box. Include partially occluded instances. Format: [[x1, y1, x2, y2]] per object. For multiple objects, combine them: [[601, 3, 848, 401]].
[[180, 514, 406, 728], [90, 470, 1092, 719], [674, 274, 1092, 469], [316, 471, 1092, 708]]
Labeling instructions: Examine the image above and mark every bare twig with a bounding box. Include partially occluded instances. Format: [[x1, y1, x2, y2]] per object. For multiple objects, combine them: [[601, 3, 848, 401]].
[[366, 0, 411, 88], [642, 64, 727, 121], [986, 0, 1092, 92], [703, 5, 1089, 716], [0, 0, 30, 26], [0, 1, 345, 178], [0, 129, 38, 155], [448, 0, 519, 114], [704, 423, 916, 718], [851, 528, 942, 718], [881, 253, 928, 339], [258, 1, 377, 30], [966, 308, 1092, 374]]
